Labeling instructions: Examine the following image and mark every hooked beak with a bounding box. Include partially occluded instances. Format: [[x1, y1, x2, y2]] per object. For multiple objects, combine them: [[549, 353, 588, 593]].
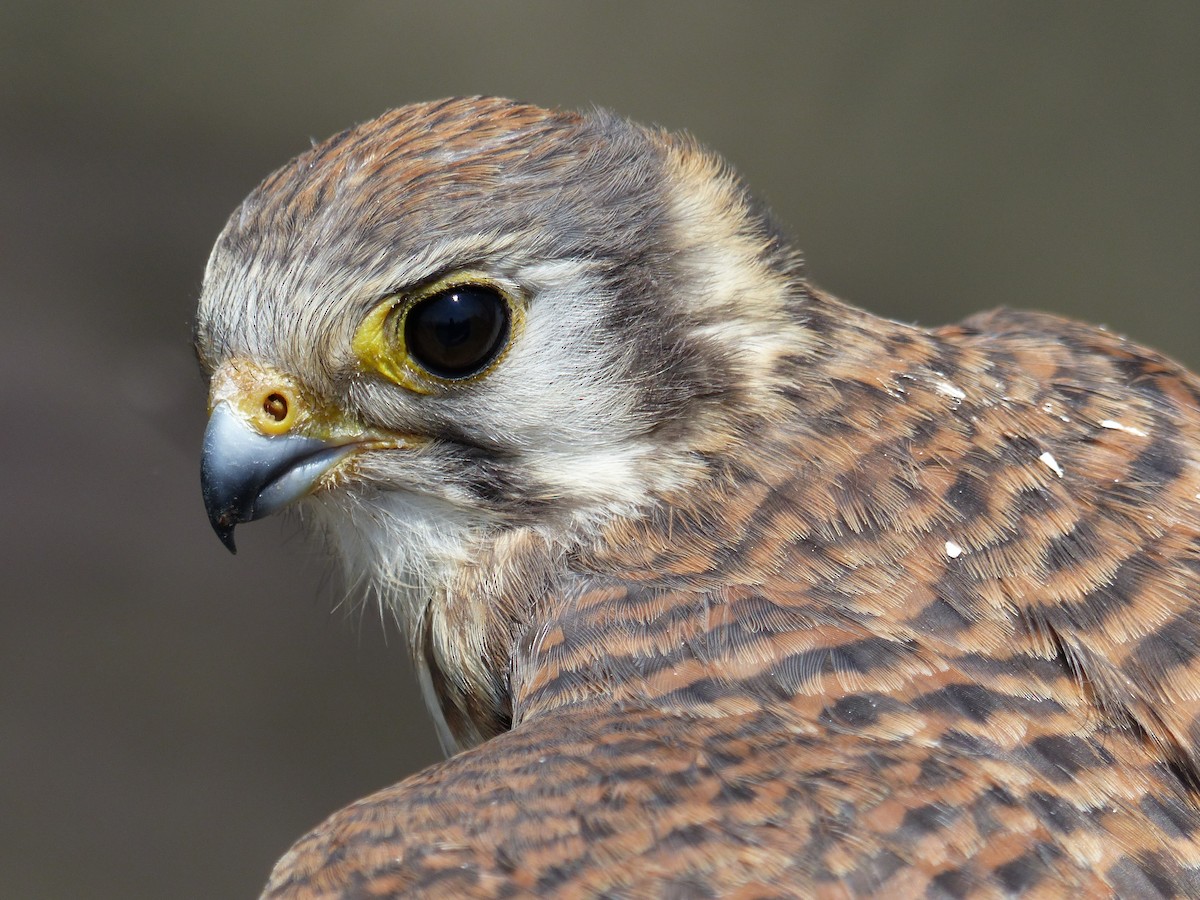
[[200, 402, 355, 553]]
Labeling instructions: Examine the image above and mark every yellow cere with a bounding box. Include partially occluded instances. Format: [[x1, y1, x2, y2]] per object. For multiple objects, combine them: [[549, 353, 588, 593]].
[[207, 359, 359, 442]]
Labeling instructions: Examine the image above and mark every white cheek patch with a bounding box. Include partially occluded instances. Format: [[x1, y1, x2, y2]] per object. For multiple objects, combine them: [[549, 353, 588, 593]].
[[502, 273, 634, 438], [456, 266, 706, 513]]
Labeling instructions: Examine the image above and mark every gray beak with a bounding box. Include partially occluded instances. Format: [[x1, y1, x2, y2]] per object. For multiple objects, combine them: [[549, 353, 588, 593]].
[[200, 402, 354, 553]]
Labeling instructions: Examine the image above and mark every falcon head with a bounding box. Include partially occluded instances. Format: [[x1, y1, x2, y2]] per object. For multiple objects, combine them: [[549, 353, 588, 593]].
[[196, 98, 806, 745]]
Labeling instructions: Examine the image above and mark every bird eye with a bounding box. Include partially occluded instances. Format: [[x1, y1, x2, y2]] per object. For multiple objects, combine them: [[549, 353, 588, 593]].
[[352, 275, 519, 392], [403, 284, 510, 380]]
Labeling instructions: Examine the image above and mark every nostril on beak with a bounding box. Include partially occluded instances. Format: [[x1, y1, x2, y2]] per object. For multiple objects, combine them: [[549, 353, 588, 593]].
[[263, 392, 289, 422], [253, 386, 299, 435]]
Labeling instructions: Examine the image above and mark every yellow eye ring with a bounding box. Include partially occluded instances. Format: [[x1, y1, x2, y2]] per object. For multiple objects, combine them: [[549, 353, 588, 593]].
[[353, 273, 521, 392]]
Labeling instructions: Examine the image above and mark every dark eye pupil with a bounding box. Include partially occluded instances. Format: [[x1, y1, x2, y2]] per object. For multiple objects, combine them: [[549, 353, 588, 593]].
[[404, 285, 510, 379]]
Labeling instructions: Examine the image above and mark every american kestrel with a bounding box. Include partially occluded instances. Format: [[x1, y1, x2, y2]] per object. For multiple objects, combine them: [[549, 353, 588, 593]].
[[196, 98, 1200, 897]]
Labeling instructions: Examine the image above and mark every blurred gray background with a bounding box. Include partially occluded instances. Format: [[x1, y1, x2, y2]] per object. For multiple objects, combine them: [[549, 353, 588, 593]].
[[2, 3, 1196, 897]]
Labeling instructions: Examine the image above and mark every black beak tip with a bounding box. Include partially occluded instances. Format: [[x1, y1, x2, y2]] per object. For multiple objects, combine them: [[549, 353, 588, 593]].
[[212, 518, 238, 554]]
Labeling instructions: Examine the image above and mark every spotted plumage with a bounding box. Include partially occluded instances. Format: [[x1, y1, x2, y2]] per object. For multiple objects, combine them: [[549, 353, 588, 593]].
[[195, 98, 1200, 897]]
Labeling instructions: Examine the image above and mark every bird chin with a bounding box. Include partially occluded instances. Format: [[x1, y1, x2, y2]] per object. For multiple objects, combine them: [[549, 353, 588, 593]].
[[296, 486, 481, 629]]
